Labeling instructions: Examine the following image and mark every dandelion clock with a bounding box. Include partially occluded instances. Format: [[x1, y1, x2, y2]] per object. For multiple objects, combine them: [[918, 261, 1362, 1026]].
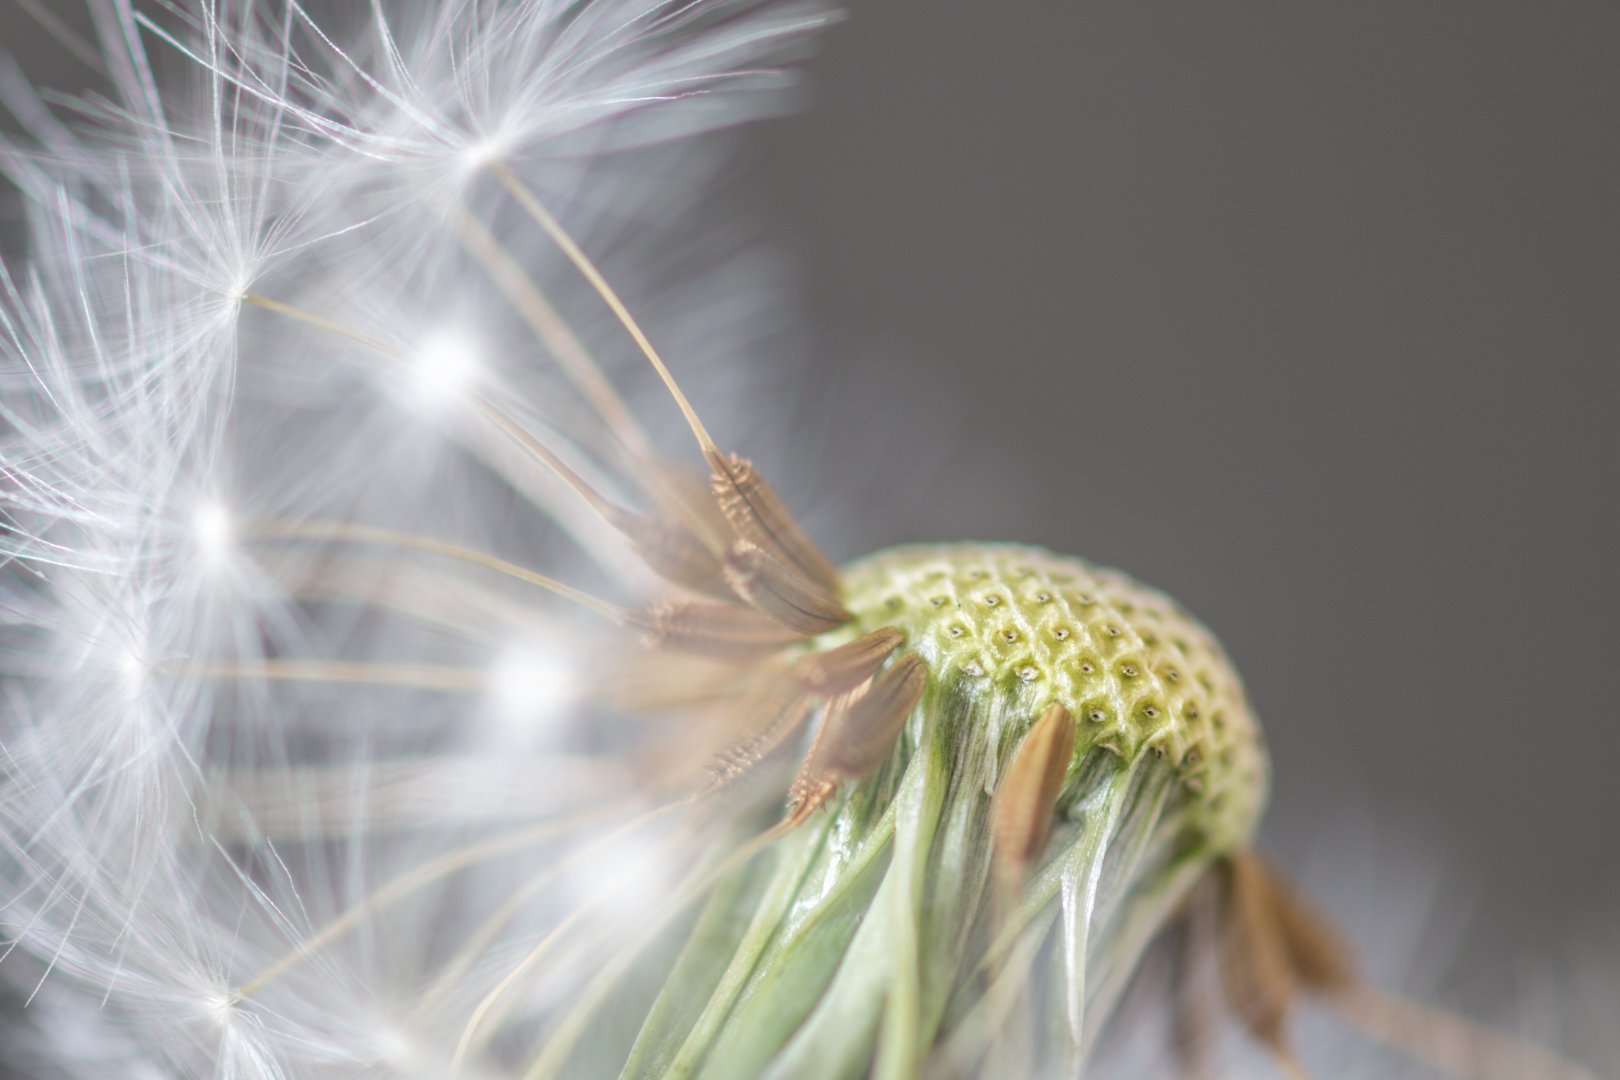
[[0, 2, 1612, 1078]]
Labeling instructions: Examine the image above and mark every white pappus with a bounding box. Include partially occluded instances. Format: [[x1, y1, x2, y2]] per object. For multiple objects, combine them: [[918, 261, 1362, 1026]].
[[1, 1, 832, 1076]]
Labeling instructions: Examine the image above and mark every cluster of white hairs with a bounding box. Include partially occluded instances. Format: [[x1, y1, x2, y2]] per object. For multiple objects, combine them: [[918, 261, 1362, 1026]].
[[0, 1, 831, 1075]]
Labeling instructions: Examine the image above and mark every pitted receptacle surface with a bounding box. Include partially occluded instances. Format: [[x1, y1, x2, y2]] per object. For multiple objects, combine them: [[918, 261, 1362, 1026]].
[[835, 543, 1268, 853]]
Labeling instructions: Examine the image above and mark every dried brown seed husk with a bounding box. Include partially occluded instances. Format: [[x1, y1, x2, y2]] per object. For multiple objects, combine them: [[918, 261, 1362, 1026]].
[[991, 702, 1077, 903], [1249, 854, 1356, 993], [794, 626, 905, 696], [1208, 855, 1594, 1080], [703, 683, 821, 792], [662, 628, 905, 794], [807, 652, 927, 779], [1215, 853, 1302, 1059], [647, 462, 736, 547], [622, 511, 734, 600], [479, 401, 737, 600], [788, 652, 927, 819], [723, 540, 850, 635], [632, 462, 747, 596], [627, 660, 806, 793], [706, 450, 842, 596]]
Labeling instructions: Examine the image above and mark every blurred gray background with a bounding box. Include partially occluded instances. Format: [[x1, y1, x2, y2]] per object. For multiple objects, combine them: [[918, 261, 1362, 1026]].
[[3, 0, 1616, 1042]]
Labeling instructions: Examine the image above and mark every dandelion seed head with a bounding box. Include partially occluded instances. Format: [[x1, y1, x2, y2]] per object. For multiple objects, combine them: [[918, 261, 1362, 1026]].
[[839, 543, 1267, 851], [7, 2, 1597, 1078]]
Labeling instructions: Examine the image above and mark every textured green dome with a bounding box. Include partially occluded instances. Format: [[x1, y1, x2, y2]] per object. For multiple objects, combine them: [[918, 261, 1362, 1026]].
[[834, 542, 1268, 857]]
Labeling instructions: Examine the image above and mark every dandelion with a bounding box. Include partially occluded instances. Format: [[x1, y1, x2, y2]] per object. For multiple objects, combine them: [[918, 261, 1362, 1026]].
[[0, 2, 1606, 1078]]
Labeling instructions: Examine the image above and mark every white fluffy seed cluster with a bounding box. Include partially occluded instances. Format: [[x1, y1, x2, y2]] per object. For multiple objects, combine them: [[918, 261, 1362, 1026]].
[[0, 2, 831, 1076]]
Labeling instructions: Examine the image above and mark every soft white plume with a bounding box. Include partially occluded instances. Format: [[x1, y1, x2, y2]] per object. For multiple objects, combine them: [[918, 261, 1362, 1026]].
[[1, 2, 830, 1076]]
